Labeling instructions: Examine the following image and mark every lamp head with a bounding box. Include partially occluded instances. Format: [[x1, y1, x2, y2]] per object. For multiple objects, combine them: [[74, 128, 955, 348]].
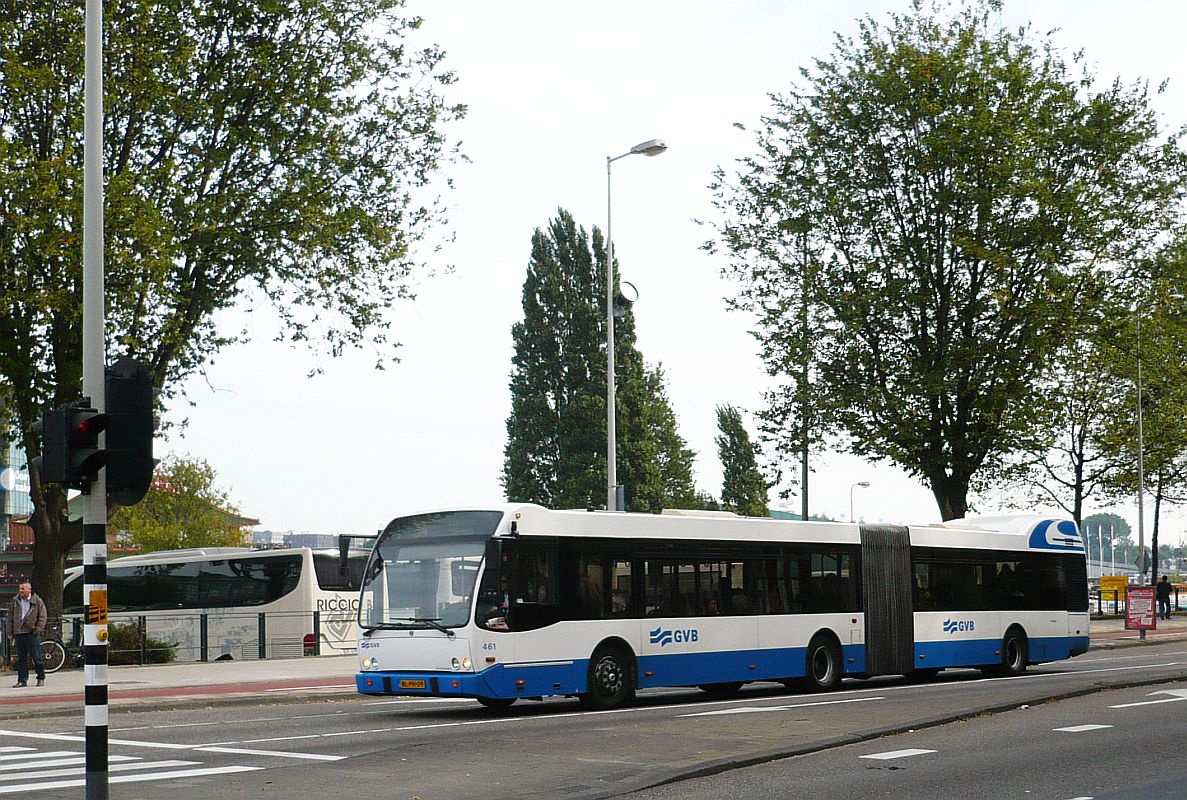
[[630, 139, 667, 157], [857, 481, 870, 488]]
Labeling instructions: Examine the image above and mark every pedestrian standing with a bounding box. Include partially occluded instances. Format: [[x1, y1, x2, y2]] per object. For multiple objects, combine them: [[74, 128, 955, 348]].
[[5, 581, 47, 687], [1156, 575, 1173, 621]]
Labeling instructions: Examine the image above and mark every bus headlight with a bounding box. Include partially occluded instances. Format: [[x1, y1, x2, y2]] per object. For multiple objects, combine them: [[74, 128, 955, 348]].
[[451, 657, 461, 671], [361, 656, 378, 670], [461, 656, 472, 670]]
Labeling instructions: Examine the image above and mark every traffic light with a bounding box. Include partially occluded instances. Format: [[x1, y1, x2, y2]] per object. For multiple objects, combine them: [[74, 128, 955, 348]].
[[104, 357, 155, 506], [64, 400, 106, 488], [30, 407, 70, 485]]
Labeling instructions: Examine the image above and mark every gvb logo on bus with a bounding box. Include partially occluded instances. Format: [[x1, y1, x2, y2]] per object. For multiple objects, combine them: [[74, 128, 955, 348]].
[[942, 619, 975, 634], [649, 627, 699, 647]]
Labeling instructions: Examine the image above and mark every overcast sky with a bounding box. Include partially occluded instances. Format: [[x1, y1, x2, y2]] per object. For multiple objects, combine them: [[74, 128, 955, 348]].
[[161, 1, 1187, 548]]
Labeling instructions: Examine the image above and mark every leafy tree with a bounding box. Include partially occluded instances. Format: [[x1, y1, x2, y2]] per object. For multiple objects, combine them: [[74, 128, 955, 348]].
[[109, 455, 248, 552], [715, 405, 769, 516], [708, 0, 1187, 521], [503, 209, 699, 512], [0, 0, 463, 617]]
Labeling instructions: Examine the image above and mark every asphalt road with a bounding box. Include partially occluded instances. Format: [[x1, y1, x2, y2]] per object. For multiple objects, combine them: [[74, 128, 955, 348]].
[[3, 642, 1187, 799], [629, 679, 1187, 800]]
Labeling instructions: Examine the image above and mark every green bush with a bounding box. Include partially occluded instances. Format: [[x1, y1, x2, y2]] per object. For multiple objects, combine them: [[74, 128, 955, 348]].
[[107, 622, 178, 665]]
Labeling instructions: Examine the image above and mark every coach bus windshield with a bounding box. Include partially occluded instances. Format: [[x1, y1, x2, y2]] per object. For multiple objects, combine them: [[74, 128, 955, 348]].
[[359, 511, 503, 631]]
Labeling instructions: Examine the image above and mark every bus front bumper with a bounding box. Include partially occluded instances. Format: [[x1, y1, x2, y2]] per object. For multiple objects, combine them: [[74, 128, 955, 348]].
[[357, 668, 505, 699]]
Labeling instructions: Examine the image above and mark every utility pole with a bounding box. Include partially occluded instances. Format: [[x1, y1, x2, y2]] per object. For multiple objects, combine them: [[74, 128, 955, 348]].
[[83, 0, 110, 795]]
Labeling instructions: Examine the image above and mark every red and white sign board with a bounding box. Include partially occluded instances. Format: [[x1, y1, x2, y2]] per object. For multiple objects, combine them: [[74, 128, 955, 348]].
[[1126, 586, 1157, 630]]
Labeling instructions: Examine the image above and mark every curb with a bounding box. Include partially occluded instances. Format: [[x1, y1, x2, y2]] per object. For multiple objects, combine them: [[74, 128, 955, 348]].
[[0, 686, 359, 722]]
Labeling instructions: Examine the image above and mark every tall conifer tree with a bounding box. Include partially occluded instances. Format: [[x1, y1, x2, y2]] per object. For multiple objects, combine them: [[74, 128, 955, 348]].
[[715, 405, 770, 516], [503, 209, 698, 511]]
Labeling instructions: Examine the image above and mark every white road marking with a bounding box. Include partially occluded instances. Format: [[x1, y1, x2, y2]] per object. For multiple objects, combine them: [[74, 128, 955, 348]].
[[861, 748, 937, 760], [4, 759, 199, 781], [265, 684, 355, 692], [1109, 688, 1187, 709], [0, 729, 341, 762], [0, 765, 261, 794], [0, 746, 33, 753], [1, 755, 140, 771], [1053, 724, 1113, 733], [195, 745, 345, 761], [1, 750, 78, 761], [679, 696, 884, 717]]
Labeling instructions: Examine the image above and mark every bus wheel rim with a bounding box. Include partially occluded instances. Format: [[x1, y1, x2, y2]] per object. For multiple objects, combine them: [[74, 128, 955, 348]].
[[812, 647, 832, 683], [595, 657, 622, 695]]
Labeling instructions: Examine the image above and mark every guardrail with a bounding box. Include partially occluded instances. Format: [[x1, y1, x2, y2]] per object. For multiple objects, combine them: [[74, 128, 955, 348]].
[[2, 609, 358, 669], [1090, 587, 1182, 616]]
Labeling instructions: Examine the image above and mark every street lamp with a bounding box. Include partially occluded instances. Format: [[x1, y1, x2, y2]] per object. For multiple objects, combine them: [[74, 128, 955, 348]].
[[849, 481, 870, 522], [605, 138, 667, 511]]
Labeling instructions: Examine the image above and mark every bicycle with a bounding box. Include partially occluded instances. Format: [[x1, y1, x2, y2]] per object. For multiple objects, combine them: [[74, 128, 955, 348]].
[[39, 623, 82, 674]]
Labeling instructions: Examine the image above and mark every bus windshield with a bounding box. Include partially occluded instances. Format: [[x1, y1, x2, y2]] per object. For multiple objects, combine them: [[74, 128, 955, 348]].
[[360, 511, 503, 630]]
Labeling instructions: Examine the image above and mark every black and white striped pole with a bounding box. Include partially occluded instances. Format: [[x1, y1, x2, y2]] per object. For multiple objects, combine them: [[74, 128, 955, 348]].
[[83, 0, 110, 796]]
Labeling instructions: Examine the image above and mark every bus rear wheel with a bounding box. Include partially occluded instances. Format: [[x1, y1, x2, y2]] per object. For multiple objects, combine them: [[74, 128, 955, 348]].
[[982, 629, 1028, 678], [579, 644, 636, 710], [476, 697, 517, 709], [804, 634, 842, 692]]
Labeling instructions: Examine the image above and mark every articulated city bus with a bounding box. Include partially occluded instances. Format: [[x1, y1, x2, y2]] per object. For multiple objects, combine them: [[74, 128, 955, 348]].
[[64, 546, 369, 660], [354, 505, 1089, 708]]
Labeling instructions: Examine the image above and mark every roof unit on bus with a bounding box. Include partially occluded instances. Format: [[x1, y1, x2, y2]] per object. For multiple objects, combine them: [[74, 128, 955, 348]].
[[660, 509, 740, 518], [109, 546, 255, 563]]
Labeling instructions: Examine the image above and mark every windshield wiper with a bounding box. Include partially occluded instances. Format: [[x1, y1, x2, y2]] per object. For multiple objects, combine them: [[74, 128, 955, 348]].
[[377, 617, 456, 638]]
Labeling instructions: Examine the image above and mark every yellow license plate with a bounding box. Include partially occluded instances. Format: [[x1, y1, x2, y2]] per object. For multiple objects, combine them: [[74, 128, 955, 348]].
[[399, 679, 427, 689]]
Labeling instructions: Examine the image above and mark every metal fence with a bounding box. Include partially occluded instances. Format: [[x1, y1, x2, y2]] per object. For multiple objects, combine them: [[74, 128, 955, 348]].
[[1089, 587, 1182, 616], [2, 608, 358, 669]]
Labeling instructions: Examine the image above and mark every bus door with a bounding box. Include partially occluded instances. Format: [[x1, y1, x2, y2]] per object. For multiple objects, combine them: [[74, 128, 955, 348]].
[[859, 525, 914, 676]]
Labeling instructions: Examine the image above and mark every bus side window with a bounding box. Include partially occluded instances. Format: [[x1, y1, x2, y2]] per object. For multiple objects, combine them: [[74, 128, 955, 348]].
[[914, 564, 933, 610]]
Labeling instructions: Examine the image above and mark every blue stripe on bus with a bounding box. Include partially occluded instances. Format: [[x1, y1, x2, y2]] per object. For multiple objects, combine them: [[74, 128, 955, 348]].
[[355, 635, 1090, 699]]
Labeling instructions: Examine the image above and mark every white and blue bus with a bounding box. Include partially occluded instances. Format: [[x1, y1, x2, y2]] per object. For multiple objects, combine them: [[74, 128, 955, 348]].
[[354, 505, 1089, 708]]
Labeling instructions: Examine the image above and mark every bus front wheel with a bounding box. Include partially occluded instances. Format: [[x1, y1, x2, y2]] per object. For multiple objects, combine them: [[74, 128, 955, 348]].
[[804, 634, 842, 692], [579, 644, 636, 710], [983, 629, 1028, 678]]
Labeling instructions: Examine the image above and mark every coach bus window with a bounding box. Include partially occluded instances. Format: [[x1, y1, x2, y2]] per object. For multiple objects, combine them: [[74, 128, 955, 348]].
[[611, 560, 632, 616]]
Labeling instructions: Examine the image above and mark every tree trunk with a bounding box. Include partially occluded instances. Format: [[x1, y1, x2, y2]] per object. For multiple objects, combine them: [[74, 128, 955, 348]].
[[929, 473, 969, 521], [27, 482, 82, 625]]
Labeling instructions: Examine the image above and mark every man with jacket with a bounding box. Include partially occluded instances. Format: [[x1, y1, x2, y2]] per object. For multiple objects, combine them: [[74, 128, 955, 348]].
[[5, 581, 47, 687]]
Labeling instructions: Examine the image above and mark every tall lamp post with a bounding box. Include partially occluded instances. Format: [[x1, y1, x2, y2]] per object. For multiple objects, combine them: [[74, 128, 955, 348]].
[[606, 138, 667, 511], [849, 481, 870, 523]]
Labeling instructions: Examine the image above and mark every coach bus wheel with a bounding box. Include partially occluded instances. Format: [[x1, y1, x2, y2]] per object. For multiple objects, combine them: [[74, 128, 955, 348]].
[[697, 682, 743, 697], [476, 697, 517, 709], [983, 628, 1028, 678], [805, 634, 842, 692], [579, 644, 636, 710]]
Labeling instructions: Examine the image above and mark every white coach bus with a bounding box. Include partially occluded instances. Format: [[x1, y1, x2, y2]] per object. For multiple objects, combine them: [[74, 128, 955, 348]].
[[354, 505, 1089, 708], [64, 546, 369, 660]]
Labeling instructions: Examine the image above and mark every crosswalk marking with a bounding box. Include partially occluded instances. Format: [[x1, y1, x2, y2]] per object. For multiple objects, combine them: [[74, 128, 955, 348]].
[[4, 759, 199, 781], [2, 755, 140, 771], [861, 748, 937, 760], [0, 765, 262, 794], [0, 746, 261, 794]]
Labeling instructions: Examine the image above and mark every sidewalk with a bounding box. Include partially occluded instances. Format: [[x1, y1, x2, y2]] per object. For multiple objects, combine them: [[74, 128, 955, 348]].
[[0, 653, 359, 719], [4, 617, 1187, 720]]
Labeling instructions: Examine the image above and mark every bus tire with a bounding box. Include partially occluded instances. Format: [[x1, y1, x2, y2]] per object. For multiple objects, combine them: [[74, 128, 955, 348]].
[[804, 633, 843, 692], [476, 696, 517, 709], [579, 643, 636, 710], [697, 682, 743, 697], [982, 628, 1028, 678]]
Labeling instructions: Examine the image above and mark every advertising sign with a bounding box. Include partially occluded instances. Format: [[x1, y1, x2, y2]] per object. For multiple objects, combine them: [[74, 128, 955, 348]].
[[1099, 575, 1129, 598], [1125, 586, 1156, 630]]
